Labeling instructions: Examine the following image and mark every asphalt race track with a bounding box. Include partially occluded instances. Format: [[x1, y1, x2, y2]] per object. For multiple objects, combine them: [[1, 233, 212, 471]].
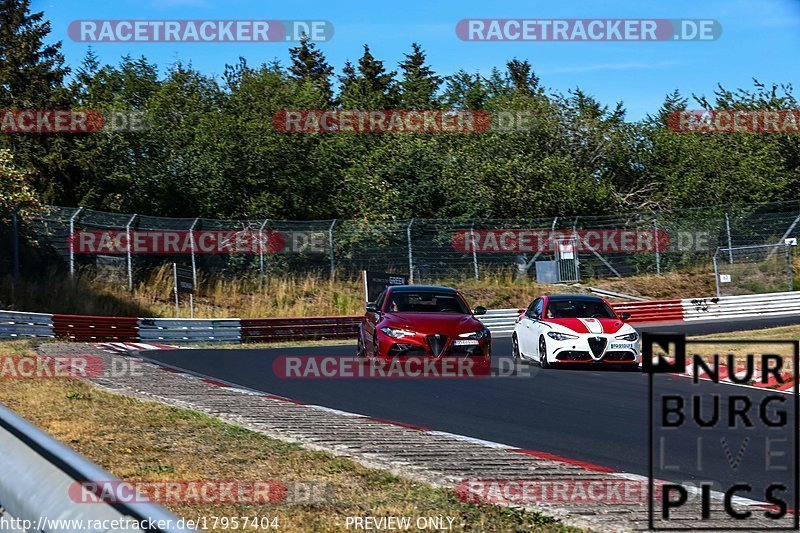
[[142, 316, 800, 505]]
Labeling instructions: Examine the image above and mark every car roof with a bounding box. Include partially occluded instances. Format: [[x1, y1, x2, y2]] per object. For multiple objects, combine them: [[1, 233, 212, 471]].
[[546, 294, 605, 302], [387, 285, 458, 293]]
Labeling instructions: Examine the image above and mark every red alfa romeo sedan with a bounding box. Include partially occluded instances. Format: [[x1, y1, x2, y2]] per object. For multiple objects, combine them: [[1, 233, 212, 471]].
[[358, 285, 490, 362]]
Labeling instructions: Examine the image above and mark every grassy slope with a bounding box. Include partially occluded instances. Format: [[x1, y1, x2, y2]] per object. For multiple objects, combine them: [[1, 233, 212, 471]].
[[0, 265, 717, 318], [0, 341, 575, 532]]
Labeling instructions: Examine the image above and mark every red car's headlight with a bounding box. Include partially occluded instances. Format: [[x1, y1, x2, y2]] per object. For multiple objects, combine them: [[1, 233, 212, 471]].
[[381, 327, 416, 339], [457, 328, 490, 340]]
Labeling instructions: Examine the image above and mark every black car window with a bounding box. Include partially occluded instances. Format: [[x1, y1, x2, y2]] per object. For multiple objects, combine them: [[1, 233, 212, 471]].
[[385, 291, 470, 314], [547, 299, 616, 319], [374, 290, 386, 310], [533, 299, 544, 318]]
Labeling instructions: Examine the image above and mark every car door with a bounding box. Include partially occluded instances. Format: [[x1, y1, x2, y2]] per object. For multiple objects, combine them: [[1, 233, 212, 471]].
[[518, 297, 542, 357], [362, 290, 385, 354]]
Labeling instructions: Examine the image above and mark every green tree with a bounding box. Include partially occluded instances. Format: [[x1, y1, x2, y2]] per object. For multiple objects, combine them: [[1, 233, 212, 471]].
[[339, 45, 398, 109], [0, 0, 71, 203], [398, 43, 441, 109], [0, 149, 39, 218], [289, 35, 334, 106]]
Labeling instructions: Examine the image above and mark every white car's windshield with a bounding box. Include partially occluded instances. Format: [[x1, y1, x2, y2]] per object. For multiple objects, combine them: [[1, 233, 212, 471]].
[[547, 300, 616, 319]]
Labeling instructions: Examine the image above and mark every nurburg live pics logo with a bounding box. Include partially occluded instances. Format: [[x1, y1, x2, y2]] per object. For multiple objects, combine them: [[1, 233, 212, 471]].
[[643, 333, 799, 530]]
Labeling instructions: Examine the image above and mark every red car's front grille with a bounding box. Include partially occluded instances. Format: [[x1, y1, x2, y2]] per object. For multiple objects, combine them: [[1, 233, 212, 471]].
[[426, 334, 449, 356]]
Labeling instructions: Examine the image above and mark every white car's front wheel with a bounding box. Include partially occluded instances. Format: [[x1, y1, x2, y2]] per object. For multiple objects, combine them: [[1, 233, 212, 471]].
[[538, 336, 550, 368], [512, 334, 522, 362]]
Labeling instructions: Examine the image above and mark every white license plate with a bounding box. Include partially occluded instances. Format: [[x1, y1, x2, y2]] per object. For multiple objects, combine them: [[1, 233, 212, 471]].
[[609, 343, 634, 350], [454, 339, 479, 346]]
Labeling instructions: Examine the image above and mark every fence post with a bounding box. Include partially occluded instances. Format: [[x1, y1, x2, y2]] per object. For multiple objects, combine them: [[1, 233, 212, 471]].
[[713, 252, 721, 297], [189, 218, 199, 289], [259, 219, 269, 287], [725, 212, 733, 264], [68, 207, 83, 279], [125, 214, 137, 291], [653, 216, 661, 275], [787, 245, 794, 292], [11, 210, 19, 280], [328, 219, 337, 280], [470, 220, 479, 281], [407, 219, 415, 283], [172, 262, 179, 317]]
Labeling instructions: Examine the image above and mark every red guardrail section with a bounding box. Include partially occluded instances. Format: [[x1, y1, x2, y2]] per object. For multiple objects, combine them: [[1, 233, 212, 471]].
[[240, 316, 361, 342], [611, 300, 684, 323], [52, 314, 139, 342]]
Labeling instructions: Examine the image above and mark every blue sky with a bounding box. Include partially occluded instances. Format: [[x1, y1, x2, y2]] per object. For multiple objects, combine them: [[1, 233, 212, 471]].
[[33, 0, 800, 120]]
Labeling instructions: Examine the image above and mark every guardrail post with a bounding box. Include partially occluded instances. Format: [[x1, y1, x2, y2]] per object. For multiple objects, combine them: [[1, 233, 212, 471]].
[[407, 219, 415, 283], [329, 219, 337, 280], [125, 214, 137, 291], [68, 207, 83, 279]]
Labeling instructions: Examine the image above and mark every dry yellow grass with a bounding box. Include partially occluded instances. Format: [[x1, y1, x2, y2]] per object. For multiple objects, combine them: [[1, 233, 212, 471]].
[[0, 341, 576, 532], [0, 263, 723, 319], [686, 326, 800, 378]]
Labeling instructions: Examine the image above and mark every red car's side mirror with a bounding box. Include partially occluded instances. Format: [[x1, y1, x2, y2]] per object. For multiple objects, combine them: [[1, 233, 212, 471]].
[[619, 311, 631, 321]]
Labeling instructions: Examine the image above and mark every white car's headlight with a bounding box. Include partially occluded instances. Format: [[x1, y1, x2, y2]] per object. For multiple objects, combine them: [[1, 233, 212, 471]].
[[547, 331, 578, 341], [381, 327, 415, 339], [615, 332, 639, 342], [458, 329, 490, 340]]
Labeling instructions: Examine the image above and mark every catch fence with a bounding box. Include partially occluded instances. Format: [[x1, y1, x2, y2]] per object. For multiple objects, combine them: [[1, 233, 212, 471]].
[[2, 200, 800, 288]]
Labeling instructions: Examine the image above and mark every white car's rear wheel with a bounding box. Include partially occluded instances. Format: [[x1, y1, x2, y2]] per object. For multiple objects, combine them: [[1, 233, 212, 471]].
[[539, 336, 550, 368]]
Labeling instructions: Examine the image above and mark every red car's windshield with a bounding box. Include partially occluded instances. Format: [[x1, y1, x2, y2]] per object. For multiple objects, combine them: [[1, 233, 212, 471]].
[[546, 299, 617, 319], [385, 291, 470, 314]]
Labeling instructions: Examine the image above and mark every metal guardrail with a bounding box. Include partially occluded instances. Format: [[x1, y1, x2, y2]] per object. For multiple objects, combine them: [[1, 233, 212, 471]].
[[0, 402, 193, 533], [53, 314, 139, 342], [0, 311, 54, 339], [2, 291, 798, 344], [682, 291, 800, 320], [241, 316, 361, 342], [477, 309, 521, 335], [138, 318, 242, 343]]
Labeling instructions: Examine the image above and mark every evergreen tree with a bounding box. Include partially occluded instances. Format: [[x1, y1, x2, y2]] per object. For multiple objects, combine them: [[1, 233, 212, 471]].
[[0, 0, 68, 108], [339, 45, 397, 109], [398, 43, 441, 109], [289, 35, 334, 105], [442, 70, 487, 109]]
